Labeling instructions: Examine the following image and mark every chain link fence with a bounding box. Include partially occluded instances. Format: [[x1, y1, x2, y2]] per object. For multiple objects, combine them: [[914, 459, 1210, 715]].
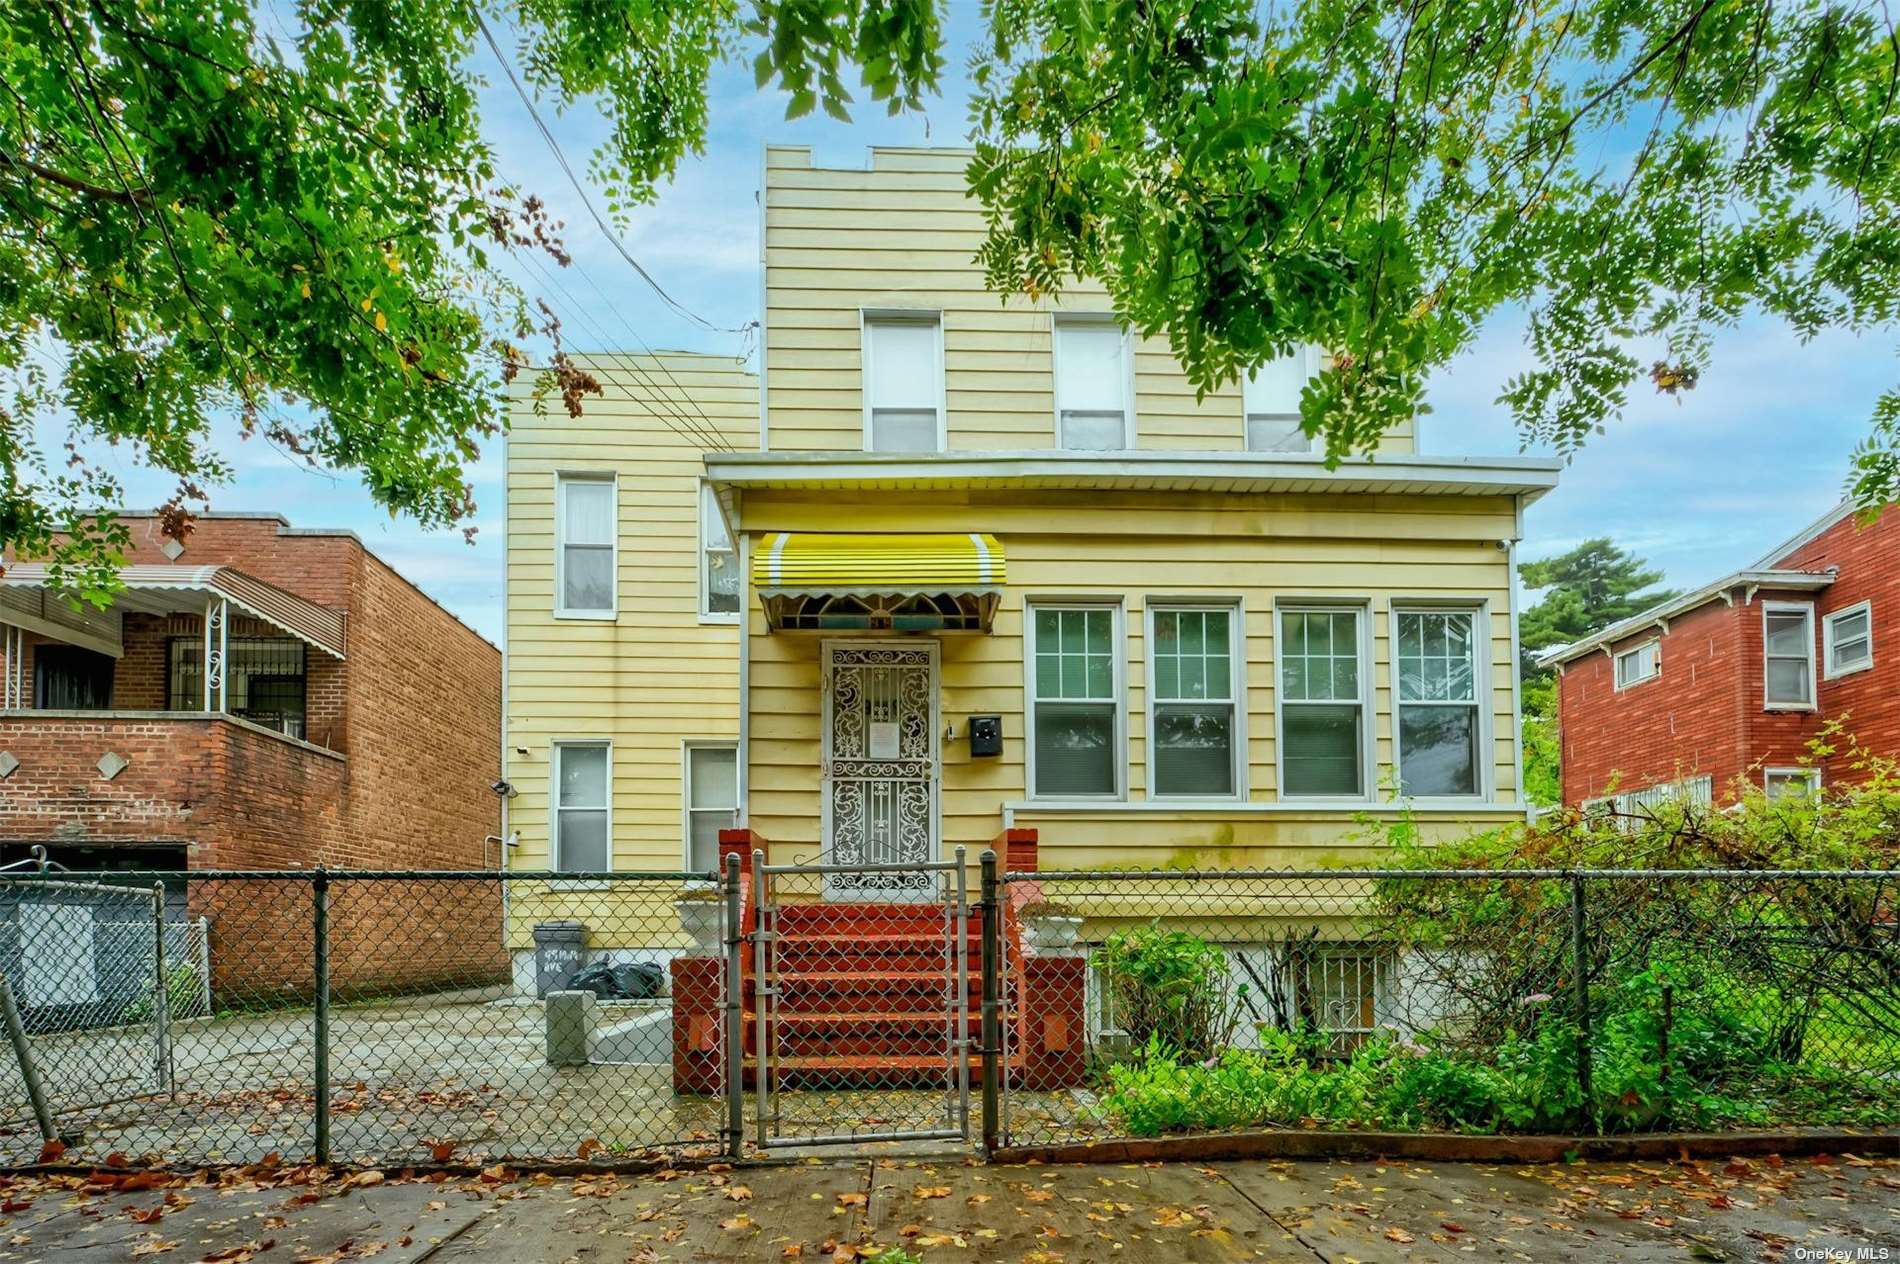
[[0, 870, 728, 1168], [997, 868, 1900, 1149]]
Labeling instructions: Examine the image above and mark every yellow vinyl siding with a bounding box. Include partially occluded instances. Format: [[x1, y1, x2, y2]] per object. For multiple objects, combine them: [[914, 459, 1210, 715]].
[[762, 146, 1415, 456], [505, 354, 756, 928], [741, 488, 1516, 863]]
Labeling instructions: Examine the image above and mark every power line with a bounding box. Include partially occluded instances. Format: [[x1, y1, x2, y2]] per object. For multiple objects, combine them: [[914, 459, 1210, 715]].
[[473, 11, 750, 450], [473, 12, 753, 340], [509, 245, 736, 454]]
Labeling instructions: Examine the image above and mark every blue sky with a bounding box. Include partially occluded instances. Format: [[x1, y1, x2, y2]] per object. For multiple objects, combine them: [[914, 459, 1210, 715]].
[[95, 11, 1889, 641]]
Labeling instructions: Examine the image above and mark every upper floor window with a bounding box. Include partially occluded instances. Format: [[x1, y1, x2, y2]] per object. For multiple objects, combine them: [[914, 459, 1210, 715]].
[[1823, 601, 1872, 678], [1029, 603, 1122, 797], [1244, 345, 1320, 452], [700, 485, 740, 620], [1763, 603, 1815, 709], [556, 474, 616, 617], [685, 742, 738, 871], [554, 741, 611, 872], [168, 637, 307, 738], [1394, 608, 1482, 797], [863, 314, 943, 452], [1614, 640, 1661, 689], [1149, 605, 1242, 798], [1053, 317, 1130, 450], [1278, 606, 1367, 797]]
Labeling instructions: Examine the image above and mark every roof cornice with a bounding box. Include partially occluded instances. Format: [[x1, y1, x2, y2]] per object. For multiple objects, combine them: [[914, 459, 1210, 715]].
[[1534, 568, 1837, 668]]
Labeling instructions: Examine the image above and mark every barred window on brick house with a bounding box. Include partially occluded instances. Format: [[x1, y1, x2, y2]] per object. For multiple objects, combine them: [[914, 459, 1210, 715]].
[[168, 637, 307, 739]]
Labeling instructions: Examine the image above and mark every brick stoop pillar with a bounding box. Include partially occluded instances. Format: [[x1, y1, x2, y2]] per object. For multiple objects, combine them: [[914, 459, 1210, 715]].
[[992, 826, 1086, 1089], [673, 828, 769, 1094]]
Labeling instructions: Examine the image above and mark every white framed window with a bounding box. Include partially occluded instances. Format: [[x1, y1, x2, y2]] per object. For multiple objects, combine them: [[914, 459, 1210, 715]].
[[699, 484, 739, 621], [552, 741, 611, 873], [1276, 605, 1369, 798], [1243, 345, 1320, 452], [1393, 606, 1486, 798], [555, 474, 616, 618], [1764, 766, 1821, 800], [1613, 640, 1661, 689], [1147, 604, 1244, 798], [1587, 775, 1714, 833], [1823, 601, 1873, 679], [684, 742, 738, 872], [1762, 602, 1816, 710], [862, 313, 944, 452], [1053, 316, 1132, 450], [1027, 602, 1123, 798]]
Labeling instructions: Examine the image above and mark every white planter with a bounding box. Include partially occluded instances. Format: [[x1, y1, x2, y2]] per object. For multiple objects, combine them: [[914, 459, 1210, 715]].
[[1023, 914, 1084, 954], [676, 901, 723, 955]]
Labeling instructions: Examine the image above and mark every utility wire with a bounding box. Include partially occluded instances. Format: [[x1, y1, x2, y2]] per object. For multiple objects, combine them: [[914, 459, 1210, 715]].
[[509, 245, 735, 454], [474, 11, 747, 450], [473, 12, 754, 340]]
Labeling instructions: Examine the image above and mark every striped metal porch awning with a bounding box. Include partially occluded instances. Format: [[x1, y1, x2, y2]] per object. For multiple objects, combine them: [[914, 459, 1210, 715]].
[[751, 533, 1005, 632]]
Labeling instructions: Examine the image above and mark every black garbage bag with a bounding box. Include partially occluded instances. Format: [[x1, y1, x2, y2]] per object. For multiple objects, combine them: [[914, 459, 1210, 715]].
[[562, 961, 665, 1000]]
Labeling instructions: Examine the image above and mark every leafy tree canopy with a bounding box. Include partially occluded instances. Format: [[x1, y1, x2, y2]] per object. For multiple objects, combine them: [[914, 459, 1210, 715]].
[[1519, 537, 1679, 658], [9, 0, 1900, 597]]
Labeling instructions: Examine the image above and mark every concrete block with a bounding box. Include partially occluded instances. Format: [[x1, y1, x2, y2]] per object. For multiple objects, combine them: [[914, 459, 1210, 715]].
[[545, 989, 596, 1067]]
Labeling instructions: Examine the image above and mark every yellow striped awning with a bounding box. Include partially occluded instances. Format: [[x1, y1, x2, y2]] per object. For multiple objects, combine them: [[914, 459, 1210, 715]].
[[753, 532, 1004, 594]]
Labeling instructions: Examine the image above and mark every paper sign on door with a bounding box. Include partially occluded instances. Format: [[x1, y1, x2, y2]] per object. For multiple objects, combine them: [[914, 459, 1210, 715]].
[[869, 721, 900, 759]]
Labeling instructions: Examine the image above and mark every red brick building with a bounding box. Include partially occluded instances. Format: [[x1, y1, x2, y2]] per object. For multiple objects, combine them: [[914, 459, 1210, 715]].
[[1540, 502, 1898, 809], [0, 513, 504, 995]]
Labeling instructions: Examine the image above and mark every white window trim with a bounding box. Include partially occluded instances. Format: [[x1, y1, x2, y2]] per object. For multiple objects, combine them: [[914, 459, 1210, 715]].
[[1763, 765, 1821, 798], [1388, 601, 1493, 802], [1272, 598, 1375, 803], [1051, 313, 1137, 450], [697, 481, 741, 625], [1822, 600, 1874, 680], [1242, 343, 1323, 453], [1144, 598, 1248, 802], [1023, 597, 1128, 802], [1612, 638, 1662, 691], [681, 738, 739, 876], [550, 739, 613, 879], [1762, 600, 1817, 711], [554, 472, 617, 621], [860, 308, 947, 453]]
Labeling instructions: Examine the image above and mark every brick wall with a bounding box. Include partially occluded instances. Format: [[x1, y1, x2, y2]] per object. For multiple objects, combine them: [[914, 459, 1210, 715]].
[[1558, 504, 1900, 805], [1769, 505, 1900, 776]]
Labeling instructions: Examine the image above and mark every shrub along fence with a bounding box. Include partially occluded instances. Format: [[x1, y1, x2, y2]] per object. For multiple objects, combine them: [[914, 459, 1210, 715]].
[[998, 868, 1900, 1149]]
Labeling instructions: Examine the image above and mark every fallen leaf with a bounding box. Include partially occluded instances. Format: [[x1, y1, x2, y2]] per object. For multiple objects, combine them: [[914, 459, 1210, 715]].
[[914, 1186, 951, 1200], [1385, 1227, 1415, 1244], [35, 1140, 66, 1164], [126, 1206, 165, 1225], [341, 1171, 385, 1190], [835, 1192, 867, 1208], [727, 1185, 754, 1202], [130, 1241, 178, 1258], [577, 1139, 603, 1161], [428, 1142, 456, 1163], [781, 1247, 803, 1259]]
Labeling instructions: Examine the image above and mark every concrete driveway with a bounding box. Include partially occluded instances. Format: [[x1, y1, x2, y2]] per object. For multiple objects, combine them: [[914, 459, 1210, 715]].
[[4, 1151, 1896, 1262]]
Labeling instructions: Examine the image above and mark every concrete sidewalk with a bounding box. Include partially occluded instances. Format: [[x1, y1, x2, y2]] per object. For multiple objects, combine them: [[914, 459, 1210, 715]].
[[3, 1151, 1897, 1262]]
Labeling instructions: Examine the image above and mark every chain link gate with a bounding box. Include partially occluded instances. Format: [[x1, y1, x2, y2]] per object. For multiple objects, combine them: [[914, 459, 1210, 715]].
[[748, 850, 973, 1149]]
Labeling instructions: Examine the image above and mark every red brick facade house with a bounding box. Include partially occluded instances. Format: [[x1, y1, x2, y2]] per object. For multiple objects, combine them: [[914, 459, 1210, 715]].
[[0, 513, 504, 995], [1539, 502, 1898, 809]]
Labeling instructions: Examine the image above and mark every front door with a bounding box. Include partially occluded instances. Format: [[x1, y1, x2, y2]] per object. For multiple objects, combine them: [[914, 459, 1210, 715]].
[[821, 642, 938, 901]]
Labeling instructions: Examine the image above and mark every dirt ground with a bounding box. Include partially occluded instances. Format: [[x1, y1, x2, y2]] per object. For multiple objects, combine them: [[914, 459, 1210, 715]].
[[3, 1150, 1898, 1262]]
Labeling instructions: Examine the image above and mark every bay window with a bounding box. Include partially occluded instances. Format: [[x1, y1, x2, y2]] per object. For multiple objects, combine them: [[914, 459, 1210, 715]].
[[1393, 607, 1483, 798], [1029, 604, 1121, 796], [1149, 605, 1241, 797], [1278, 607, 1366, 797]]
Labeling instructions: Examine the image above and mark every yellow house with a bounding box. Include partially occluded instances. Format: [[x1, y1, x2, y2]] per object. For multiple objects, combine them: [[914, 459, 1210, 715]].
[[502, 146, 1557, 968]]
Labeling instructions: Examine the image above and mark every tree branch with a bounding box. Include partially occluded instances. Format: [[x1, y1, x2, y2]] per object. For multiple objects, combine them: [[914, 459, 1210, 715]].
[[0, 148, 147, 204]]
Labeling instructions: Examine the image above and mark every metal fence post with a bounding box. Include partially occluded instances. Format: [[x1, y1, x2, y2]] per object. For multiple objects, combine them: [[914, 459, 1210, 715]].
[[0, 972, 57, 1146], [312, 866, 331, 1165], [1569, 873, 1594, 1124], [151, 882, 172, 1097], [979, 849, 1001, 1155], [721, 853, 744, 1160]]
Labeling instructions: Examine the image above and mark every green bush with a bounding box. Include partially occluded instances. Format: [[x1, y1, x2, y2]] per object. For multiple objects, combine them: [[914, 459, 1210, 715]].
[[1094, 924, 1242, 1061]]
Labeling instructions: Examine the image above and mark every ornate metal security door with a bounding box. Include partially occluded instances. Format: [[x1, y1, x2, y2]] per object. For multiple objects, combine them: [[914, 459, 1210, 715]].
[[821, 643, 938, 901]]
